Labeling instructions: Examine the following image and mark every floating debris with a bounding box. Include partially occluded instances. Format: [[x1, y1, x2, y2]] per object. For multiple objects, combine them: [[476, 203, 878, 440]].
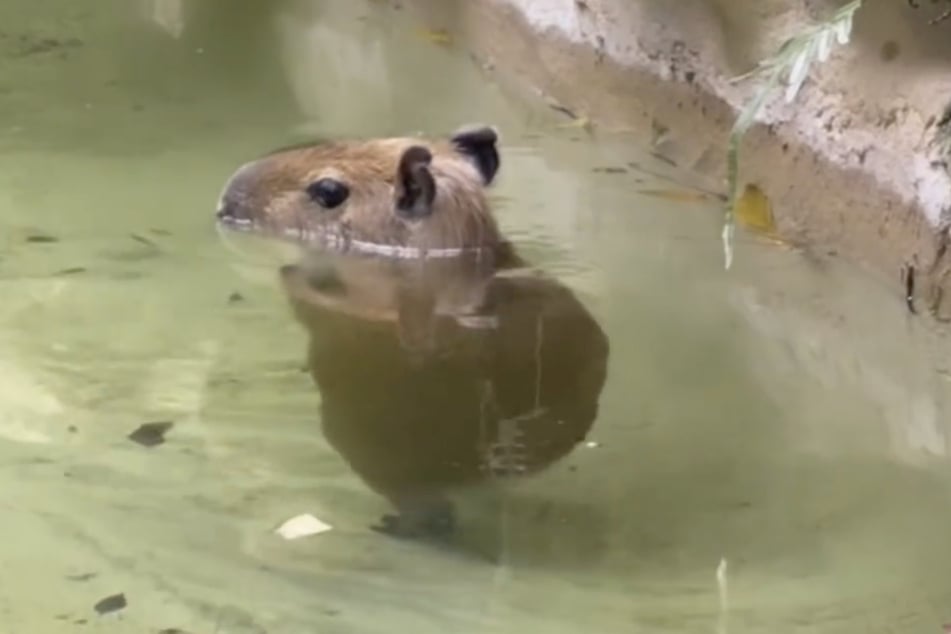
[[902, 264, 917, 314], [93, 593, 127, 615], [649, 151, 677, 167], [130, 233, 159, 248], [275, 514, 333, 540], [716, 558, 729, 634], [546, 99, 579, 120], [584, 441, 600, 449], [26, 234, 58, 243], [650, 120, 671, 148], [228, 291, 245, 304], [54, 267, 87, 276], [416, 28, 452, 47], [66, 572, 96, 582], [127, 421, 174, 448]]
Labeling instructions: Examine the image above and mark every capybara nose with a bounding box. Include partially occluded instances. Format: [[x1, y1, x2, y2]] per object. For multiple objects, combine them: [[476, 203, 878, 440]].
[[215, 196, 245, 223], [215, 159, 262, 224], [215, 198, 256, 229], [216, 201, 232, 220]]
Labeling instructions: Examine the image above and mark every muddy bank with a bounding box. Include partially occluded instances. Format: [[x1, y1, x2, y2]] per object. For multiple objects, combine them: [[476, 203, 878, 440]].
[[402, 0, 951, 316]]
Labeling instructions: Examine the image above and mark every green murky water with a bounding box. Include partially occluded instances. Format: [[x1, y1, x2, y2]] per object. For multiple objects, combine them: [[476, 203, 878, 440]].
[[3, 1, 951, 632]]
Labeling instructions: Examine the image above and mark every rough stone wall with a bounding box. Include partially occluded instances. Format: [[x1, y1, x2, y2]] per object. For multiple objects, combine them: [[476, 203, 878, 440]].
[[406, 0, 951, 316], [147, 0, 951, 313]]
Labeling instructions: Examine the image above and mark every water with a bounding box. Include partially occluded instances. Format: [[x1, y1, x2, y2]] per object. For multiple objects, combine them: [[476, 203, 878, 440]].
[[3, 0, 951, 632]]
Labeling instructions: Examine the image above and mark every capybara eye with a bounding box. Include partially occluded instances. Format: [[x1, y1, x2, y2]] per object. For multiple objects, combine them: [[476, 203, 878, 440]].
[[306, 178, 350, 209]]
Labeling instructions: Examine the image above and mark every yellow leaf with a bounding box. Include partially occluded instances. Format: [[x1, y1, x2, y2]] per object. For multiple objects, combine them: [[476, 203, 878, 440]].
[[417, 28, 453, 47], [734, 183, 777, 235]]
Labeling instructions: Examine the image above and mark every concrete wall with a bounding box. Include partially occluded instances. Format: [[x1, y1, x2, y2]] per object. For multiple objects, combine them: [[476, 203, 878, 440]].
[[405, 0, 951, 316], [141, 0, 951, 314]]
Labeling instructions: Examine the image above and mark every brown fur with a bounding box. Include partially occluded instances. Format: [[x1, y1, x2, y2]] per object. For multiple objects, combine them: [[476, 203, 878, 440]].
[[216, 125, 610, 543], [216, 126, 513, 257]]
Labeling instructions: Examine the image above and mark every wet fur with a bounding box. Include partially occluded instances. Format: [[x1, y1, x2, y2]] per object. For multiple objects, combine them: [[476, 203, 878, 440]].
[[217, 125, 511, 257], [280, 258, 609, 542], [217, 125, 609, 544]]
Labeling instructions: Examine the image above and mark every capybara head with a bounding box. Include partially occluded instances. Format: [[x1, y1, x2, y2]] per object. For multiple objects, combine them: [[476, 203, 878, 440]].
[[215, 125, 504, 255]]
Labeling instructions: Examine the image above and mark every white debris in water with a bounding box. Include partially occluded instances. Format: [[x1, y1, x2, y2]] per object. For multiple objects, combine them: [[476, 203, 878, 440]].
[[275, 514, 333, 540], [585, 441, 600, 448], [722, 222, 734, 271], [716, 557, 728, 599], [716, 557, 729, 634]]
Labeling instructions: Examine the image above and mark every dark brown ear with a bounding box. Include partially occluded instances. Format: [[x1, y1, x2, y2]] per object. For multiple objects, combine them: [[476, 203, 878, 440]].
[[451, 124, 500, 185], [395, 146, 436, 219]]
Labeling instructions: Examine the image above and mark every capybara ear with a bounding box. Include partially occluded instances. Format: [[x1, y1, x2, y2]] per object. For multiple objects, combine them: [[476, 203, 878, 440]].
[[395, 145, 437, 219], [450, 124, 500, 185]]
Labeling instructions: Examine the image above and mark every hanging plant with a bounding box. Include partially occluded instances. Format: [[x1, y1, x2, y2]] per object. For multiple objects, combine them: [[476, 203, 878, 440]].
[[721, 0, 862, 270]]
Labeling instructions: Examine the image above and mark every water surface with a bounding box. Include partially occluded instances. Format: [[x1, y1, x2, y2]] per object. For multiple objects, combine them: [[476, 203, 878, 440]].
[[3, 1, 951, 632]]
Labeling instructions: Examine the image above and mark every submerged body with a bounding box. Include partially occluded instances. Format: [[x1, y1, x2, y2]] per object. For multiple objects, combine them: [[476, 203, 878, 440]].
[[216, 125, 610, 539], [280, 254, 609, 537]]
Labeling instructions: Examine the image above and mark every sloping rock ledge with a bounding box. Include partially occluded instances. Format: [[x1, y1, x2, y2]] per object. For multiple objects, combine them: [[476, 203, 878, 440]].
[[407, 0, 951, 318]]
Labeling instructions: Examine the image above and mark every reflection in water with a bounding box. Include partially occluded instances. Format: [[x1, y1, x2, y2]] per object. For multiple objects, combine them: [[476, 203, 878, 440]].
[[279, 249, 609, 543]]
